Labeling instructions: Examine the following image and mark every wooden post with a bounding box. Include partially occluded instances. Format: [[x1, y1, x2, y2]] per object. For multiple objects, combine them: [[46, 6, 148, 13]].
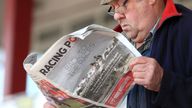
[[3, 0, 33, 96]]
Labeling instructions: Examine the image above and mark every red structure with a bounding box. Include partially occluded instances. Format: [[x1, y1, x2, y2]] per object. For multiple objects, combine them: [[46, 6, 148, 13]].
[[3, 0, 33, 96]]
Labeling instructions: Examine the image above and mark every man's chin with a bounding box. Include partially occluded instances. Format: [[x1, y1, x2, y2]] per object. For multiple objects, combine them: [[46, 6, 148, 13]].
[[126, 34, 136, 41]]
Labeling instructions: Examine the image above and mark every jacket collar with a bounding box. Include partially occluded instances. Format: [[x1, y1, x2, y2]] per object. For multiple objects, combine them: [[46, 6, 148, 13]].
[[113, 0, 182, 32], [157, 0, 182, 29]]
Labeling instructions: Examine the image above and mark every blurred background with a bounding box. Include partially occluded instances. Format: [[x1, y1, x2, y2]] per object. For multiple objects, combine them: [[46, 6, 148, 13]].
[[0, 0, 191, 108]]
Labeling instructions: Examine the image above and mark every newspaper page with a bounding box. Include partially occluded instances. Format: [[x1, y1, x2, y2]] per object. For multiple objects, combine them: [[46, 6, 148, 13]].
[[23, 24, 141, 108]]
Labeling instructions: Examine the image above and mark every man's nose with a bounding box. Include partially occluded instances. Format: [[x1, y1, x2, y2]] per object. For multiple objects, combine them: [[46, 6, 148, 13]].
[[113, 12, 125, 21]]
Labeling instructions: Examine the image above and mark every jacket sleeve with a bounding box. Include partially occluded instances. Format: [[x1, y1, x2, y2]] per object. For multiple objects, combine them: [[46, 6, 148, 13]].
[[154, 69, 192, 108], [153, 22, 192, 108]]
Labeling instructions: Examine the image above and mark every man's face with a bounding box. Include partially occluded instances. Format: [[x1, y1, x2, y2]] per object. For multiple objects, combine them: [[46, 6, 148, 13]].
[[110, 0, 156, 43]]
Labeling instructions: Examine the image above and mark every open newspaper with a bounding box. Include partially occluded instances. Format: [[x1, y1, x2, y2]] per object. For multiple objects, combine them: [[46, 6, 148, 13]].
[[23, 24, 141, 108]]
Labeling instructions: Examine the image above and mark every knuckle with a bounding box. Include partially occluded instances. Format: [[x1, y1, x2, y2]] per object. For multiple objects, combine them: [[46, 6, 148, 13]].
[[147, 63, 156, 72], [150, 58, 156, 62], [145, 78, 152, 85], [144, 79, 150, 85]]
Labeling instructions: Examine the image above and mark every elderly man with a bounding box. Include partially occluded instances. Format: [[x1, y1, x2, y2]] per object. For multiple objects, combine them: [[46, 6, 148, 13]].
[[44, 0, 192, 108]]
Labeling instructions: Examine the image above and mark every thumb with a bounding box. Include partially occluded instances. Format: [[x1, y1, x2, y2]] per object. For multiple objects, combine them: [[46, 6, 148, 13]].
[[128, 57, 136, 71]]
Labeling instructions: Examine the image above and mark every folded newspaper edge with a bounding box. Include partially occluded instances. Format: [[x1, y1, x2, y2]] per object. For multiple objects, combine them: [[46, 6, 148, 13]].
[[23, 24, 141, 108]]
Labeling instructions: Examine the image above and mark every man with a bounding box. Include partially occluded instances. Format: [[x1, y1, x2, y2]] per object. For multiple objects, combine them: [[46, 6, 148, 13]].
[[102, 0, 192, 108], [45, 0, 192, 107]]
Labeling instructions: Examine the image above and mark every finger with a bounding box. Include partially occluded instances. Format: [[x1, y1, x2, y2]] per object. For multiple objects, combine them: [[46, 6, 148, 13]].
[[44, 102, 56, 108], [127, 57, 136, 70], [144, 85, 150, 89], [131, 64, 147, 72], [134, 78, 146, 86], [134, 78, 150, 89], [129, 56, 148, 70], [133, 71, 146, 79]]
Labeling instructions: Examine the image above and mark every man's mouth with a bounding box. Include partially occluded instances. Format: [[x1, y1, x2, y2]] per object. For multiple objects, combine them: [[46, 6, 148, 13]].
[[121, 24, 130, 31]]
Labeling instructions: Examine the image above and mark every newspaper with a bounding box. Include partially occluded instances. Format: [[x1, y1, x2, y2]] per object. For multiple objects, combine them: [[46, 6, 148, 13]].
[[23, 24, 141, 108]]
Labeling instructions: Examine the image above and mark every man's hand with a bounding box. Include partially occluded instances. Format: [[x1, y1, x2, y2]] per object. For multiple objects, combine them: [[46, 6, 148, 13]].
[[129, 56, 164, 92], [44, 102, 56, 108]]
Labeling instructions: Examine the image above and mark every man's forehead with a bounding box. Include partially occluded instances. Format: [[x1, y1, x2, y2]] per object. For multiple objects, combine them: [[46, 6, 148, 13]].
[[100, 0, 115, 5]]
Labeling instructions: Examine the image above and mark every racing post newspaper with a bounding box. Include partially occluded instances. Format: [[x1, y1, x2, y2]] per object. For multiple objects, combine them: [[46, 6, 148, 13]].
[[23, 24, 141, 108]]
